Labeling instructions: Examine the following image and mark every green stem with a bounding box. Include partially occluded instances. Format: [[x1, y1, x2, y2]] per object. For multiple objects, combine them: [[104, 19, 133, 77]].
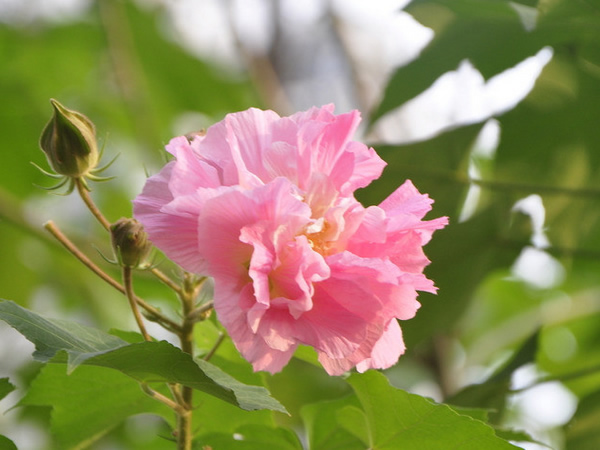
[[141, 384, 185, 414], [151, 267, 183, 296], [175, 273, 200, 450], [75, 177, 111, 230], [122, 266, 151, 341]]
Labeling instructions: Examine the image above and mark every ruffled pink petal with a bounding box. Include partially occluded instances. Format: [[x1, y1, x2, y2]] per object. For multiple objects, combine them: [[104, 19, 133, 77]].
[[215, 283, 298, 374], [356, 319, 405, 373], [134, 105, 447, 377], [341, 141, 387, 195], [224, 108, 281, 187], [164, 136, 222, 196]]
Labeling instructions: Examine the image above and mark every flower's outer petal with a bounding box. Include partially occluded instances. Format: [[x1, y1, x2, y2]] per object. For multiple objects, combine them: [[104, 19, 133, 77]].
[[133, 163, 206, 274], [356, 319, 405, 372], [216, 283, 298, 374], [224, 108, 281, 187], [165, 136, 222, 196], [342, 141, 387, 194]]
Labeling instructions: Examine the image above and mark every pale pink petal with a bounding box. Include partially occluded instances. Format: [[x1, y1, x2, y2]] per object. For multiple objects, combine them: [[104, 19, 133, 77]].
[[379, 179, 434, 217], [341, 141, 387, 194], [165, 136, 222, 196], [133, 163, 206, 274], [356, 319, 405, 373]]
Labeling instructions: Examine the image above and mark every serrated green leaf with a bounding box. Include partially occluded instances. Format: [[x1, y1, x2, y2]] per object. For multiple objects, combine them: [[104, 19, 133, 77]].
[[300, 396, 366, 450], [0, 300, 287, 413], [198, 424, 303, 450], [0, 378, 15, 401], [347, 371, 521, 449], [19, 363, 172, 450], [0, 300, 127, 372]]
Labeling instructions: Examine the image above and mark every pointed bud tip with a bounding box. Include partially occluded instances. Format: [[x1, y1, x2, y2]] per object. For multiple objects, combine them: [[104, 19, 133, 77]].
[[39, 98, 98, 178]]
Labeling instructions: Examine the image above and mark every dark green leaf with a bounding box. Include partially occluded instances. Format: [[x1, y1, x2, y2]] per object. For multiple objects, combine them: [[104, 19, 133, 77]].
[[0, 435, 17, 450], [0, 378, 15, 401], [0, 300, 127, 372], [347, 371, 521, 449], [0, 300, 287, 413]]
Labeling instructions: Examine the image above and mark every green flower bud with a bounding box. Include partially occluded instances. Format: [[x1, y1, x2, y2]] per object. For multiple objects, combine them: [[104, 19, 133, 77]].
[[39, 98, 98, 178], [110, 218, 153, 269]]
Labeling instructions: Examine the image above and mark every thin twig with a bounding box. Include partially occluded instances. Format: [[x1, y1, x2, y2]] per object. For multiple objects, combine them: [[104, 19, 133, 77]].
[[76, 174, 183, 296], [141, 384, 186, 415], [44, 221, 182, 332], [122, 266, 151, 341], [75, 178, 111, 230], [151, 267, 183, 296], [203, 332, 225, 362]]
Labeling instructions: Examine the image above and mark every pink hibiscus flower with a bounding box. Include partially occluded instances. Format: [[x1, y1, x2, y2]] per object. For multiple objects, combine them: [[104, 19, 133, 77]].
[[133, 104, 447, 375]]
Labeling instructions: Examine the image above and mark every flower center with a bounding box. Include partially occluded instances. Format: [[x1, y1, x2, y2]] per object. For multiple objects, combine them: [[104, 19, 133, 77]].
[[305, 218, 335, 256]]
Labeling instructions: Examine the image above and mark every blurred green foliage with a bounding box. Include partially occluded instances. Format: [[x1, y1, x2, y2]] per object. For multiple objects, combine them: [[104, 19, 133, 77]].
[[1, 0, 600, 449]]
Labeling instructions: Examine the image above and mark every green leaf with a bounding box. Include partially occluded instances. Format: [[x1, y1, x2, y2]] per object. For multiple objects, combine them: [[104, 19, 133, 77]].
[[0, 435, 17, 450], [198, 424, 303, 450], [372, 0, 541, 122], [0, 377, 15, 401], [0, 300, 287, 413], [0, 300, 127, 372], [347, 371, 521, 449], [300, 396, 366, 450], [19, 363, 172, 450], [335, 405, 371, 446]]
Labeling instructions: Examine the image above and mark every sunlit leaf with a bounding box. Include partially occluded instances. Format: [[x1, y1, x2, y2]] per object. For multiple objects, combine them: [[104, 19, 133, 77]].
[[347, 371, 520, 449], [300, 396, 366, 450], [19, 363, 172, 449]]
